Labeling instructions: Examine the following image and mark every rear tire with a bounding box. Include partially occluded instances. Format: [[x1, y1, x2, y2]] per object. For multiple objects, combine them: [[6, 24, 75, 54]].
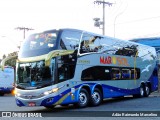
[[139, 84, 145, 97], [90, 88, 102, 106], [133, 84, 145, 98], [144, 84, 150, 97]]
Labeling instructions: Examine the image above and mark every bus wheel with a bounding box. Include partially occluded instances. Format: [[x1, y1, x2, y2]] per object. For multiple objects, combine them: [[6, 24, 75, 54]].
[[139, 84, 145, 97], [76, 88, 89, 108], [91, 88, 102, 106], [144, 84, 150, 97]]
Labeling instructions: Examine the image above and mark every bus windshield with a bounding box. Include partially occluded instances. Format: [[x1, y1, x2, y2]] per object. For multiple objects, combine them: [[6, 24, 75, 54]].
[[16, 59, 55, 89], [19, 30, 58, 58]]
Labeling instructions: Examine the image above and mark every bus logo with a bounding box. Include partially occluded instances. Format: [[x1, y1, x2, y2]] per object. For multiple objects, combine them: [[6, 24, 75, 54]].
[[100, 56, 129, 66]]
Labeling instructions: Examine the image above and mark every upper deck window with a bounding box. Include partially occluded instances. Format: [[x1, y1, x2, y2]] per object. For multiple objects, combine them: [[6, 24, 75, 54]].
[[60, 31, 81, 50], [19, 30, 58, 57], [27, 33, 57, 50], [80, 33, 102, 53]]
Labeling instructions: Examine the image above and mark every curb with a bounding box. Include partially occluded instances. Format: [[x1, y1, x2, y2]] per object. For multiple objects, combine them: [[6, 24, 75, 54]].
[[150, 91, 160, 97]]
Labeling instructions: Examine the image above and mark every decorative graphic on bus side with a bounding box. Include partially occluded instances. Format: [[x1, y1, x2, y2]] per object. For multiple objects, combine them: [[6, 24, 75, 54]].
[[100, 56, 129, 66], [78, 60, 90, 64]]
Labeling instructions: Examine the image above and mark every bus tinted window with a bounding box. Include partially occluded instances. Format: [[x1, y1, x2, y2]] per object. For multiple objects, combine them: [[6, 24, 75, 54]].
[[57, 55, 76, 82], [60, 31, 81, 50], [81, 66, 140, 81], [112, 68, 121, 80], [122, 69, 131, 79], [81, 66, 111, 80], [80, 33, 103, 53]]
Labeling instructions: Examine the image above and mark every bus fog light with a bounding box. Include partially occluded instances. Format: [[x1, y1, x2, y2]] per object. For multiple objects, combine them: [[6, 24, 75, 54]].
[[47, 98, 54, 103], [15, 93, 21, 97]]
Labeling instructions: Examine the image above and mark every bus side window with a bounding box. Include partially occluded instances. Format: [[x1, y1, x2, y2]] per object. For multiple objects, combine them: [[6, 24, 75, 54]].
[[80, 33, 101, 54], [122, 69, 131, 79], [81, 66, 111, 81], [60, 31, 81, 50], [112, 68, 121, 80], [131, 69, 137, 79]]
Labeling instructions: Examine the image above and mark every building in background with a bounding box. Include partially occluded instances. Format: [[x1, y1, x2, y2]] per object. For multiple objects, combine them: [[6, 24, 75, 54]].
[[130, 37, 160, 65]]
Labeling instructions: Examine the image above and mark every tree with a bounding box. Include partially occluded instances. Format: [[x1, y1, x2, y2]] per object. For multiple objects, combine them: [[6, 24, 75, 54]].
[[3, 54, 6, 59]]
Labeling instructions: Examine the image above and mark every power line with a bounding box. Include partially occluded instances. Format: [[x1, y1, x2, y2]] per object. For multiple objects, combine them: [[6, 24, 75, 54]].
[[112, 15, 160, 26], [15, 27, 34, 39], [94, 0, 114, 35]]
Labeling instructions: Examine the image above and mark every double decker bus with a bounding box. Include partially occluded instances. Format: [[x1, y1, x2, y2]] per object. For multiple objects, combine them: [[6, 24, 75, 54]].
[[3, 28, 158, 108]]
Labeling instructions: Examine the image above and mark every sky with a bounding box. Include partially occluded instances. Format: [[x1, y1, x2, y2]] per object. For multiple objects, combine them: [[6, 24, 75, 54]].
[[0, 0, 160, 58]]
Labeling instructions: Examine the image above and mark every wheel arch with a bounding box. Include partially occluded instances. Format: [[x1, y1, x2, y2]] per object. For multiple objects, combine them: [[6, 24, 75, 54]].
[[140, 81, 145, 88]]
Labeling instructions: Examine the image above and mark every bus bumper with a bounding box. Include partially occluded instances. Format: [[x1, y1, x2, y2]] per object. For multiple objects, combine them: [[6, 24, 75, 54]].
[[15, 94, 58, 107]]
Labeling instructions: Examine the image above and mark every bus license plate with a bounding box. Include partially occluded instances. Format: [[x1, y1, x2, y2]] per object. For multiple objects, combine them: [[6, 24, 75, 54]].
[[28, 102, 36, 107]]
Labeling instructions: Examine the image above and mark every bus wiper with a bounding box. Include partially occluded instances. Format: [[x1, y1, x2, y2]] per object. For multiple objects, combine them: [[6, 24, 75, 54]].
[[37, 81, 53, 89], [16, 84, 26, 90]]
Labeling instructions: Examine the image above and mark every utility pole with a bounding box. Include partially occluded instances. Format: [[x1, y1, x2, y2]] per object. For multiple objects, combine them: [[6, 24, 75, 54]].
[[15, 27, 34, 39], [94, 0, 114, 35]]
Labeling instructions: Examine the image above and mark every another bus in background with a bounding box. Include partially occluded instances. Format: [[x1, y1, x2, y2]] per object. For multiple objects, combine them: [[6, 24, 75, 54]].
[[0, 66, 14, 96]]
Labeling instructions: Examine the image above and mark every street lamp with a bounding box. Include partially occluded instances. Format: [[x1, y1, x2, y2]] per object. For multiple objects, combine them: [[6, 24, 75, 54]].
[[94, 0, 114, 35], [93, 17, 103, 29]]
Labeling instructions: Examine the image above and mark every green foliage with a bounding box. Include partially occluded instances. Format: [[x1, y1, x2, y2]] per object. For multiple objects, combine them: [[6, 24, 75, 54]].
[[2, 52, 18, 67], [5, 58, 16, 67]]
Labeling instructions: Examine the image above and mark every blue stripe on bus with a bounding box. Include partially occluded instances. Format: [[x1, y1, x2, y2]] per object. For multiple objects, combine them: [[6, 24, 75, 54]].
[[40, 83, 141, 106], [15, 99, 25, 106]]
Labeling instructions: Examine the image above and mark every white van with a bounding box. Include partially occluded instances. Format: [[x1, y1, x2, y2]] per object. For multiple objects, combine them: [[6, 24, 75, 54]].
[[0, 66, 14, 96]]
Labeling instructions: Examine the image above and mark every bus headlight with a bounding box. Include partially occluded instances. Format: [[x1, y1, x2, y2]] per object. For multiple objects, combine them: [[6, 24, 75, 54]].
[[12, 89, 21, 97], [52, 88, 59, 93], [14, 91, 21, 97], [43, 88, 59, 96]]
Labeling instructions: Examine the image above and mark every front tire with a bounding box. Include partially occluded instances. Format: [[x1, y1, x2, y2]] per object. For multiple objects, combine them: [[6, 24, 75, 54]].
[[76, 88, 89, 108]]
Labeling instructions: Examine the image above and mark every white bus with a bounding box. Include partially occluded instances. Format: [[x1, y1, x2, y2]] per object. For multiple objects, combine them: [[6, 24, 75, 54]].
[[2, 28, 158, 108], [0, 66, 14, 96]]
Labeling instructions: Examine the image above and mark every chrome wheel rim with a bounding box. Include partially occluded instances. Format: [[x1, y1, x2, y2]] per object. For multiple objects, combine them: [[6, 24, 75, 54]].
[[145, 86, 149, 95], [140, 87, 144, 96], [92, 91, 100, 104], [79, 92, 87, 105]]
